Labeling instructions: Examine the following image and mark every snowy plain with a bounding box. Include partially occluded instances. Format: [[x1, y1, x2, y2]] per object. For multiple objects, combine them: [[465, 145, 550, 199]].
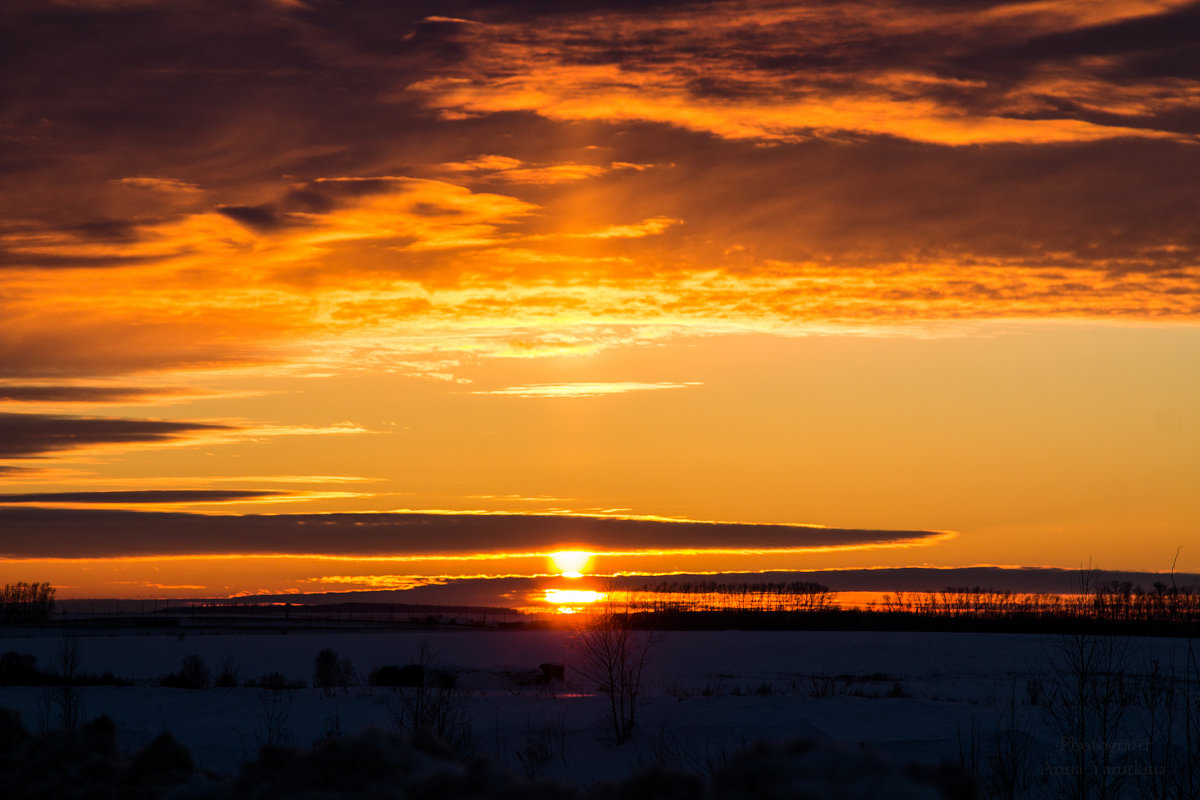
[[0, 628, 1195, 787]]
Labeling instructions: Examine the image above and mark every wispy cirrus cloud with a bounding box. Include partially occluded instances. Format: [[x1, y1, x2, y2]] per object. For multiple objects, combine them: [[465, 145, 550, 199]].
[[472, 381, 702, 398], [438, 155, 655, 185], [465, 494, 575, 502], [116, 176, 203, 195]]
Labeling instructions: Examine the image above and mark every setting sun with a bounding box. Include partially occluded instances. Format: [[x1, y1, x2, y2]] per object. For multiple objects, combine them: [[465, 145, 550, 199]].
[[543, 588, 603, 613], [549, 550, 593, 578]]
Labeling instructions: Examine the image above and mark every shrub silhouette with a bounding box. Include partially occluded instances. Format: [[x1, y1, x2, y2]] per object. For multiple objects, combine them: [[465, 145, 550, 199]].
[[214, 655, 240, 688], [313, 647, 356, 695], [251, 670, 305, 691], [161, 654, 210, 689], [539, 663, 566, 682], [123, 731, 193, 790], [0, 652, 41, 686], [0, 708, 31, 753], [371, 664, 426, 688], [382, 639, 471, 757]]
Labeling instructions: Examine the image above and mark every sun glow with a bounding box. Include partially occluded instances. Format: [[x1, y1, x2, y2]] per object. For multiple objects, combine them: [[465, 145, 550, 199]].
[[543, 588, 603, 608], [549, 550, 592, 577]]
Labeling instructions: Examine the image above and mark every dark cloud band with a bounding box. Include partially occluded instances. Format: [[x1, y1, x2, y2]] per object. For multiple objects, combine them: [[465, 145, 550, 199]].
[[0, 490, 287, 505], [0, 385, 178, 403], [0, 508, 946, 559], [0, 413, 232, 459]]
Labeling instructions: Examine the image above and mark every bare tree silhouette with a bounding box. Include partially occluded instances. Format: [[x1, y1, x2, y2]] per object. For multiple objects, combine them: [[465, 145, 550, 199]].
[[571, 603, 661, 744]]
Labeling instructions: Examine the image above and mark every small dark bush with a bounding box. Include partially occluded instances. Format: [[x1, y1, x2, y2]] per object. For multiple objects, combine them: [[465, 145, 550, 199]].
[[214, 656, 240, 688], [372, 664, 424, 688], [339, 658, 358, 688], [250, 671, 305, 691], [369, 665, 392, 687], [0, 651, 42, 686], [0, 707, 32, 753], [161, 654, 210, 689], [398, 664, 425, 688], [313, 648, 356, 695], [374, 664, 457, 690], [123, 731, 193, 789], [96, 671, 130, 687]]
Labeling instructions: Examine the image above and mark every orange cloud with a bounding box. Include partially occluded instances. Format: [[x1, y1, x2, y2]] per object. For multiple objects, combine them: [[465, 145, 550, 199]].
[[438, 155, 656, 185], [403, 1, 1198, 146], [414, 68, 1179, 146], [117, 176, 203, 195], [2, 0, 1197, 389]]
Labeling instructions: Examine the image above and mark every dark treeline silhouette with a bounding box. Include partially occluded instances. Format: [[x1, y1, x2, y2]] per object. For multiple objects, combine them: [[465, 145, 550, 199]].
[[876, 580, 1200, 624], [0, 582, 54, 623], [616, 579, 1200, 635], [12, 578, 1200, 635], [629, 581, 836, 613]]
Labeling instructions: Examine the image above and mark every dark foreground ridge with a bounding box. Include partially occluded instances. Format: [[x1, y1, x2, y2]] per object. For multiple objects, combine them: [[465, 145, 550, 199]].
[[0, 707, 973, 800]]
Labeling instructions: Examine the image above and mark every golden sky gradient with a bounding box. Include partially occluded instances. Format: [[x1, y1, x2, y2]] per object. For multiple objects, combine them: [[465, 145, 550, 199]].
[[1, 0, 1198, 602]]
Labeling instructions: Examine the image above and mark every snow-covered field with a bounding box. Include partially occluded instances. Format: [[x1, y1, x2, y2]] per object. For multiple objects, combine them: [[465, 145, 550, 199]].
[[0, 628, 1196, 790]]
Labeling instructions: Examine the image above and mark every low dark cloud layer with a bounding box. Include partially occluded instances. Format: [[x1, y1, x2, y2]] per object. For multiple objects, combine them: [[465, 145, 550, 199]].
[[0, 385, 178, 403], [0, 413, 232, 459], [0, 508, 944, 559], [0, 490, 287, 505]]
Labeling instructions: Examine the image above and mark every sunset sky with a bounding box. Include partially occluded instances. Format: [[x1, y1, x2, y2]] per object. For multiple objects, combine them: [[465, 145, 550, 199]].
[[2, 0, 1198, 603]]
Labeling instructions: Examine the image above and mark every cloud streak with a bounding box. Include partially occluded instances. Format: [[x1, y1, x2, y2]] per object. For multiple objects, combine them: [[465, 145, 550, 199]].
[[438, 155, 655, 185], [0, 490, 290, 505], [0, 385, 186, 404], [472, 381, 702, 398], [0, 413, 234, 460], [0, 508, 948, 559]]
